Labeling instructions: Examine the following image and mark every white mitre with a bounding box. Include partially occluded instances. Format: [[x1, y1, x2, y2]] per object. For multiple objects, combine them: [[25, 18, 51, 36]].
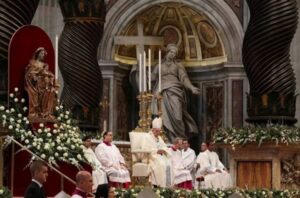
[[152, 117, 162, 129]]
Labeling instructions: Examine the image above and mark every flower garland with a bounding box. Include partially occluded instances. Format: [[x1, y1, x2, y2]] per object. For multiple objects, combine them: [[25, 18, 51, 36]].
[[0, 186, 12, 198], [214, 124, 300, 149], [114, 187, 300, 198], [0, 88, 87, 167]]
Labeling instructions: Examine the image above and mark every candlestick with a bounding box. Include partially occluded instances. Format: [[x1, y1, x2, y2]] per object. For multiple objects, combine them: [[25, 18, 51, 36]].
[[148, 48, 151, 91], [139, 53, 142, 93], [103, 120, 107, 132], [55, 35, 58, 80], [158, 49, 161, 93], [143, 51, 147, 92]]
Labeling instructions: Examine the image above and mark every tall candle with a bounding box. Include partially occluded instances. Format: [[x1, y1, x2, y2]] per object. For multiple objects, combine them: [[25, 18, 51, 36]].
[[55, 35, 58, 80], [158, 49, 161, 93], [139, 53, 142, 93], [143, 51, 147, 92], [103, 120, 107, 132], [148, 48, 151, 91]]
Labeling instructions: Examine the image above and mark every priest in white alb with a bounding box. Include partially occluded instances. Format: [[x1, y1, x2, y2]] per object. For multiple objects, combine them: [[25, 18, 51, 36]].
[[181, 139, 196, 186], [195, 142, 221, 189], [82, 136, 108, 193], [207, 142, 232, 189], [95, 131, 131, 189], [141, 117, 173, 187], [181, 139, 196, 172], [169, 138, 193, 189]]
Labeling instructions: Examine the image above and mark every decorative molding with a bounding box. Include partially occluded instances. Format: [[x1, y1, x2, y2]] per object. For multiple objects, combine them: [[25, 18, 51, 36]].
[[100, 0, 244, 63], [232, 80, 243, 127], [281, 154, 300, 188], [203, 82, 224, 141], [224, 0, 243, 25]]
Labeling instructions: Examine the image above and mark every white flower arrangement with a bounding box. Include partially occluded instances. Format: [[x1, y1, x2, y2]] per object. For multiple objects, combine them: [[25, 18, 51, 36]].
[[114, 187, 300, 198], [214, 123, 300, 148], [0, 88, 87, 167]]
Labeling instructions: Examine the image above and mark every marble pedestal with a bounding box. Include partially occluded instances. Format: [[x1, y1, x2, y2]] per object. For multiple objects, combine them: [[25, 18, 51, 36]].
[[221, 143, 300, 189]]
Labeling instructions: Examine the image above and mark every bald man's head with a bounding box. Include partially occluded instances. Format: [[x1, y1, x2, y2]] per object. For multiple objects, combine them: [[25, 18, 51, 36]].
[[76, 171, 93, 193]]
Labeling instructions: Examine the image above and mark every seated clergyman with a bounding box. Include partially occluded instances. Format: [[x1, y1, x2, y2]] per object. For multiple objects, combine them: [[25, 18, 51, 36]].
[[141, 117, 173, 187], [181, 139, 196, 186], [195, 142, 232, 189], [95, 131, 131, 189], [169, 138, 193, 189], [82, 136, 108, 195]]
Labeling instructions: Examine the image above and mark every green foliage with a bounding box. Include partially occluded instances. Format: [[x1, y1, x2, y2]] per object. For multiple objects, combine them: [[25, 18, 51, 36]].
[[114, 187, 300, 198], [214, 124, 300, 148], [0, 186, 12, 198]]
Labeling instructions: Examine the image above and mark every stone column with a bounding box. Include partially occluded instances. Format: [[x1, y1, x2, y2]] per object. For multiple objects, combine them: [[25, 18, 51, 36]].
[[0, 0, 40, 103], [58, 0, 106, 131], [243, 0, 298, 125]]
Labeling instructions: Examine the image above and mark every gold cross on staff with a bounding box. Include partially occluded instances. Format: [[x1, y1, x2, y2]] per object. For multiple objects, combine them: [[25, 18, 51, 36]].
[[100, 96, 109, 112]]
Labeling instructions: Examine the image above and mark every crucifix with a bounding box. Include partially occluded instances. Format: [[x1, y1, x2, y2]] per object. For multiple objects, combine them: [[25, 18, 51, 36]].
[[114, 18, 164, 61], [114, 19, 164, 130]]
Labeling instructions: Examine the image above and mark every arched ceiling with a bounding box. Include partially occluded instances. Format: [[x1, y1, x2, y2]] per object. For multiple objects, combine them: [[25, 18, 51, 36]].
[[114, 3, 227, 67]]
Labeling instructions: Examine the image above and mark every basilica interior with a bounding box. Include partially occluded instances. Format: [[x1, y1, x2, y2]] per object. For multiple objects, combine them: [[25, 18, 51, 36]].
[[0, 0, 300, 197]]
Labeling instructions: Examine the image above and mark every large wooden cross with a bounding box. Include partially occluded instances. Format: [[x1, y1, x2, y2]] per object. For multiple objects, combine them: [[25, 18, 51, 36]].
[[114, 19, 164, 58]]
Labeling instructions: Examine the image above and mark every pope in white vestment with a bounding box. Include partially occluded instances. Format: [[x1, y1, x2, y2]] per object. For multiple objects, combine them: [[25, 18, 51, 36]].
[[141, 117, 173, 188], [82, 136, 108, 193], [95, 131, 131, 188]]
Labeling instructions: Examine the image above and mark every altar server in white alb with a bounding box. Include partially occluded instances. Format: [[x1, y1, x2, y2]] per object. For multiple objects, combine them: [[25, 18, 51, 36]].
[[181, 139, 196, 172], [82, 136, 108, 194], [141, 117, 173, 187], [181, 139, 196, 185], [95, 131, 131, 188], [195, 142, 220, 189], [169, 138, 193, 189], [207, 142, 232, 189]]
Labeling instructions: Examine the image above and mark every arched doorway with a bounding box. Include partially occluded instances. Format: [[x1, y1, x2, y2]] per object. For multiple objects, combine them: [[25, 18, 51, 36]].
[[98, 0, 245, 146]]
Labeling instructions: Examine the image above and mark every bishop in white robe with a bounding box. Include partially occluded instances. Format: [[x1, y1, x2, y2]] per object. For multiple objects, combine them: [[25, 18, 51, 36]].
[[82, 136, 107, 193], [141, 117, 173, 188], [95, 131, 131, 189], [169, 138, 193, 189]]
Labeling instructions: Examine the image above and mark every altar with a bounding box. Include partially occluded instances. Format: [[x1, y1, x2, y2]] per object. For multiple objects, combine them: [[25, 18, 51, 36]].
[[221, 143, 300, 189]]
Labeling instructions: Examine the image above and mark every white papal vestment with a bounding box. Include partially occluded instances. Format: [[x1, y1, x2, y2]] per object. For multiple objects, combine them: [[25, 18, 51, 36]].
[[141, 132, 173, 187]]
